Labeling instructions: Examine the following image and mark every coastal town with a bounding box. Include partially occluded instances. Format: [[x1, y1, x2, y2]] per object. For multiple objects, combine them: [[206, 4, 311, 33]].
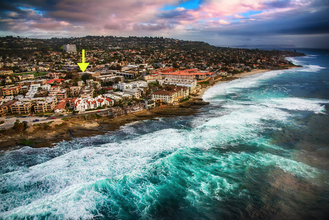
[[0, 36, 304, 131]]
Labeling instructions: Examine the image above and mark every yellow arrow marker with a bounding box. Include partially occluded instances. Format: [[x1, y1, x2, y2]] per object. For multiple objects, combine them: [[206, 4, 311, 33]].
[[77, 49, 89, 72]]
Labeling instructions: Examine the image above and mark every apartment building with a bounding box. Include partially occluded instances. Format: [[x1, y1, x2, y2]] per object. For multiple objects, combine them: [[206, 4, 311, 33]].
[[25, 84, 40, 99], [48, 86, 60, 97], [0, 100, 17, 116], [1, 86, 21, 96], [57, 89, 67, 100], [70, 86, 81, 97], [152, 86, 189, 104], [34, 97, 57, 113], [10, 101, 31, 115]]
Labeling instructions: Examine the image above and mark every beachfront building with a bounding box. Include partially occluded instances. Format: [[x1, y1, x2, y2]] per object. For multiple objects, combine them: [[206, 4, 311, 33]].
[[34, 97, 57, 113], [122, 89, 141, 99], [54, 99, 66, 113], [73, 95, 113, 112], [10, 101, 31, 115], [152, 86, 189, 104], [0, 100, 17, 116], [152, 90, 176, 103]]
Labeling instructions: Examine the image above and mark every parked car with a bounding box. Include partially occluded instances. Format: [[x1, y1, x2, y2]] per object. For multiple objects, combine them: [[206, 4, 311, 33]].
[[97, 110, 101, 112], [33, 119, 40, 122], [51, 117, 56, 119]]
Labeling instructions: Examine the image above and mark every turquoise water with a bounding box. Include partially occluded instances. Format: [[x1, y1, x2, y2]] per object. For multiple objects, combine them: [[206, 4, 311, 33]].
[[1, 49, 329, 219]]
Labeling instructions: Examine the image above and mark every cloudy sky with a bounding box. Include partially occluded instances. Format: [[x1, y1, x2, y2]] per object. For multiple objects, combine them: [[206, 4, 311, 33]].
[[0, 0, 328, 48]]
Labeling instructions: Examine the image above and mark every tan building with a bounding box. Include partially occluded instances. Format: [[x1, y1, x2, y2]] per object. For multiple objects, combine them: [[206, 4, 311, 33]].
[[10, 101, 31, 115], [152, 90, 176, 103], [80, 87, 94, 98], [21, 74, 35, 80], [34, 98, 57, 113], [0, 100, 17, 116], [0, 70, 13, 75], [152, 86, 189, 104], [1, 86, 21, 96], [70, 86, 81, 97], [57, 89, 67, 100]]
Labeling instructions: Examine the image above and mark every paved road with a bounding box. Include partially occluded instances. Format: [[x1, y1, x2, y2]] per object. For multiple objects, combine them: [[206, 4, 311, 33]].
[[0, 109, 109, 130]]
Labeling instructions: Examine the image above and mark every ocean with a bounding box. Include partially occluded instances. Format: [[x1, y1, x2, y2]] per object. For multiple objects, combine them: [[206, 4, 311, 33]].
[[1, 49, 329, 219]]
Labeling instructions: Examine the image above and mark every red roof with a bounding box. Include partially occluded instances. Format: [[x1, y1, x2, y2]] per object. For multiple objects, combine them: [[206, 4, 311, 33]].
[[46, 79, 64, 84], [106, 98, 112, 102], [54, 101, 66, 110]]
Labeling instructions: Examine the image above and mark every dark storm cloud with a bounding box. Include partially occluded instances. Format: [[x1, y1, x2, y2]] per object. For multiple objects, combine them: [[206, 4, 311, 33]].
[[263, 0, 293, 8], [201, 7, 329, 36]]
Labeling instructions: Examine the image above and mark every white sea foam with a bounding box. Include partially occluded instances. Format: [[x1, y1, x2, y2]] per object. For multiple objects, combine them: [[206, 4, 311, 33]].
[[261, 98, 329, 114], [203, 70, 286, 101]]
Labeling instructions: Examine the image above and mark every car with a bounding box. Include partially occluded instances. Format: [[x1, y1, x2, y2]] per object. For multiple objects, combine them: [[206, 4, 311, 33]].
[[97, 110, 101, 112], [64, 114, 68, 116], [44, 115, 49, 117], [33, 119, 40, 122], [22, 116, 27, 118], [22, 121, 28, 124], [51, 117, 56, 119]]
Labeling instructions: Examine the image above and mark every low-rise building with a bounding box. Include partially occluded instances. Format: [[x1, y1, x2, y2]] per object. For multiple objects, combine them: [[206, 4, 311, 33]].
[[34, 97, 57, 113], [54, 99, 66, 113], [10, 101, 31, 115], [152, 86, 189, 104], [74, 95, 113, 112], [70, 86, 81, 97], [57, 89, 67, 100], [0, 100, 17, 116], [1, 86, 21, 96]]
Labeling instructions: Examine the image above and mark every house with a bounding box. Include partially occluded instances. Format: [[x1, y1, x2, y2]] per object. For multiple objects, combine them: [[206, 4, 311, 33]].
[[54, 99, 66, 113]]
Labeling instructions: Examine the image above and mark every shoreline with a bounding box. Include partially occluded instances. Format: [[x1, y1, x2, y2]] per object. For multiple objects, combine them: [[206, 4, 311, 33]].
[[196, 66, 299, 98], [0, 66, 299, 151]]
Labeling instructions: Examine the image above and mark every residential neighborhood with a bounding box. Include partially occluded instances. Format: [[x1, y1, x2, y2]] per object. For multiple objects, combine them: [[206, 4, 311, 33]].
[[0, 36, 303, 127]]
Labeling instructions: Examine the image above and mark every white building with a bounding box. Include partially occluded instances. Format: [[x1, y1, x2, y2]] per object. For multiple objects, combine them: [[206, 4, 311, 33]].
[[63, 44, 77, 53], [42, 84, 51, 91], [74, 95, 113, 112], [25, 84, 40, 99]]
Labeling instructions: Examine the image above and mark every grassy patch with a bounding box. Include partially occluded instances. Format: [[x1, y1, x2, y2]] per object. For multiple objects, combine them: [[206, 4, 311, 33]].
[[198, 81, 209, 85], [180, 97, 191, 102]]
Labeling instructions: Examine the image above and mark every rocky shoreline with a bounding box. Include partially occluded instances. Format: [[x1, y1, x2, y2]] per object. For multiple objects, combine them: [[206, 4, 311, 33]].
[[0, 66, 300, 152]]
